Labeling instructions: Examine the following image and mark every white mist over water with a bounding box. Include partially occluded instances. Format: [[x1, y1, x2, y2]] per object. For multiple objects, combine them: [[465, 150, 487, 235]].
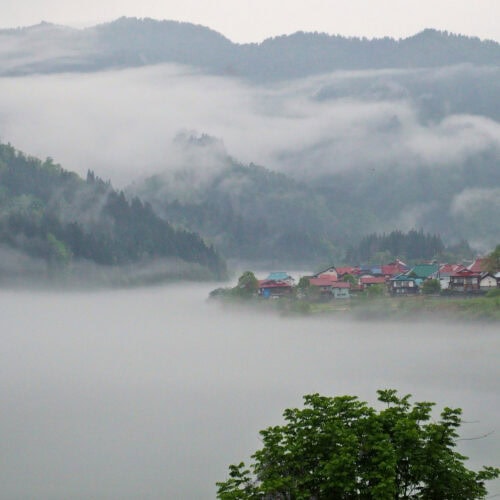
[[1, 284, 499, 499]]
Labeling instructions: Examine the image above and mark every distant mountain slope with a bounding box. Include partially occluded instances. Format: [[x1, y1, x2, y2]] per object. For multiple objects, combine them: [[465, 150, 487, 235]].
[[130, 153, 336, 265], [128, 132, 500, 265], [0, 143, 226, 284], [0, 18, 498, 80]]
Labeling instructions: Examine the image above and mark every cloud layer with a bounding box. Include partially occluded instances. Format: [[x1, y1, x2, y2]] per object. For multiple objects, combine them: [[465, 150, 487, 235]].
[[0, 64, 499, 188]]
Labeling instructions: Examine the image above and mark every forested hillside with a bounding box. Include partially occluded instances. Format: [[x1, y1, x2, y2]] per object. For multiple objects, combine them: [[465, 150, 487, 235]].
[[132, 161, 335, 264], [1, 19, 498, 267], [129, 134, 495, 266], [0, 143, 226, 284]]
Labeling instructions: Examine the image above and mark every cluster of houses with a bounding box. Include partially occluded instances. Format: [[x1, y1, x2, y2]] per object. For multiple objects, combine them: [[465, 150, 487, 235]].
[[257, 258, 500, 299]]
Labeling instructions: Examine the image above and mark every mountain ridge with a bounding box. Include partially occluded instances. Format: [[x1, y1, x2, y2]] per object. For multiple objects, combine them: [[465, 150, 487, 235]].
[[1, 18, 498, 81]]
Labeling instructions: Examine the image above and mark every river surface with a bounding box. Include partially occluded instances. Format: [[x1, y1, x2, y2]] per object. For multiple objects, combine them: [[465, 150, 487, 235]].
[[1, 283, 498, 499]]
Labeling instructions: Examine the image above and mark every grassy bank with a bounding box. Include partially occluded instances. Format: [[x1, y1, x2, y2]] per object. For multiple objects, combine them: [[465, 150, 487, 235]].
[[211, 291, 500, 322]]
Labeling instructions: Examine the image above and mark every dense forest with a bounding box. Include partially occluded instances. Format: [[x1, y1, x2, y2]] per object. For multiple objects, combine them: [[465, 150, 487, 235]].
[[345, 229, 463, 263], [0, 143, 226, 284], [129, 133, 493, 266], [131, 158, 335, 265]]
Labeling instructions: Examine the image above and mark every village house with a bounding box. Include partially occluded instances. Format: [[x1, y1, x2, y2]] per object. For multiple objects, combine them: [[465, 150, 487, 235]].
[[407, 264, 439, 281], [448, 268, 481, 293], [433, 263, 466, 290], [479, 273, 498, 291], [389, 274, 418, 295], [335, 266, 359, 279], [309, 277, 336, 296], [253, 252, 499, 302], [331, 281, 351, 299], [308, 277, 351, 299], [258, 279, 294, 298], [313, 266, 338, 281], [265, 272, 295, 285], [468, 258, 487, 273], [359, 275, 386, 290], [381, 259, 409, 278], [257, 271, 296, 298]]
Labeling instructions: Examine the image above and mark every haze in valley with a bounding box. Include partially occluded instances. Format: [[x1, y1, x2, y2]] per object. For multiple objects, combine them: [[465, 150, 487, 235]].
[[1, 284, 499, 498]]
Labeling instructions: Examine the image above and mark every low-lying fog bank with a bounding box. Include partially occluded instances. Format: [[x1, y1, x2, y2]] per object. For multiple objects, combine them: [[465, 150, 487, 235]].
[[1, 283, 498, 499]]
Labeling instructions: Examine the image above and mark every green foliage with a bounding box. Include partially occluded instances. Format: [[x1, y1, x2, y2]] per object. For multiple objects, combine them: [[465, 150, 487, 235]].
[[0, 142, 226, 281], [484, 244, 500, 273], [365, 283, 385, 298], [236, 271, 259, 297], [342, 273, 357, 285], [289, 300, 312, 315], [297, 276, 311, 289], [217, 390, 499, 499], [347, 229, 445, 263], [46, 233, 71, 269], [485, 288, 500, 298], [422, 278, 441, 295]]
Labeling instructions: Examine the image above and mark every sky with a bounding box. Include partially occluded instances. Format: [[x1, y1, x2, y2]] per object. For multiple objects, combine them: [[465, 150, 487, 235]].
[[1, 0, 499, 43]]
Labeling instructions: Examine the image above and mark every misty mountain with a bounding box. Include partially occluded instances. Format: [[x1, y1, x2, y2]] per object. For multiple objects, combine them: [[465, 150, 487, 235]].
[[0, 143, 226, 284], [0, 18, 498, 263], [127, 134, 334, 265], [1, 18, 499, 82], [128, 132, 499, 265]]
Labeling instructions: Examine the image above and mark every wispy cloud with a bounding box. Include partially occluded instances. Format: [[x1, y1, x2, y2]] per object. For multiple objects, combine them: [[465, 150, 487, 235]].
[[0, 64, 498, 189]]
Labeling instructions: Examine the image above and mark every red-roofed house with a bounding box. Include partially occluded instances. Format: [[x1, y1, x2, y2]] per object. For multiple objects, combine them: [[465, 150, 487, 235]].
[[258, 279, 293, 298], [468, 258, 487, 273], [449, 269, 481, 293], [309, 277, 350, 298], [309, 277, 337, 296], [436, 263, 466, 290], [381, 260, 409, 277], [335, 266, 359, 278], [359, 276, 386, 289], [313, 266, 338, 281]]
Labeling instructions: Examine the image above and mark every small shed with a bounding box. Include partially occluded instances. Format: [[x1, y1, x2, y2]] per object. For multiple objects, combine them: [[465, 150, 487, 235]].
[[480, 273, 497, 290]]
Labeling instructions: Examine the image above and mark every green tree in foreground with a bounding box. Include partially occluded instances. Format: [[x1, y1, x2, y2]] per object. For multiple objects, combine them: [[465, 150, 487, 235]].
[[217, 390, 499, 499]]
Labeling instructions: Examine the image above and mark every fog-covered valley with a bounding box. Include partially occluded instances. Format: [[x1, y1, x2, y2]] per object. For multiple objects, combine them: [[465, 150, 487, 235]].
[[1, 61, 499, 262], [0, 19, 499, 499], [1, 284, 498, 498]]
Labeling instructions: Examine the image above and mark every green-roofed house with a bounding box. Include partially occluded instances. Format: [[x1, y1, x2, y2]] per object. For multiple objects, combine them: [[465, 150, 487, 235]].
[[407, 264, 439, 281]]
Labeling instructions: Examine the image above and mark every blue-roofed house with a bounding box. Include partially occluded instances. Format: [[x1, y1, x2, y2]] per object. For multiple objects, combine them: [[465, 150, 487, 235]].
[[265, 272, 295, 285]]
